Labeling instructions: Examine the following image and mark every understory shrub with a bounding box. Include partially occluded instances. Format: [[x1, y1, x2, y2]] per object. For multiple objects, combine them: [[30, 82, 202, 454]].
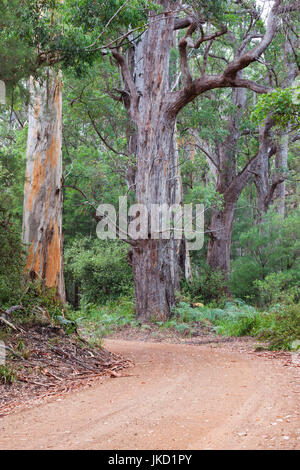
[[255, 303, 300, 350], [254, 271, 300, 306], [181, 265, 227, 306], [0, 221, 24, 308], [64, 237, 133, 306], [173, 300, 300, 350], [230, 209, 300, 302], [70, 296, 137, 337]]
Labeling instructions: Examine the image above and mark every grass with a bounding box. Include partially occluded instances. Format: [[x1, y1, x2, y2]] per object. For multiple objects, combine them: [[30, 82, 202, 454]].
[[0, 364, 17, 384]]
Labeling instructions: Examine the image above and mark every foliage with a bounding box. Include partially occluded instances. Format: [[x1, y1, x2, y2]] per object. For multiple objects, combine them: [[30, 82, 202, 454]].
[[0, 220, 24, 307], [230, 209, 300, 301], [213, 301, 260, 337], [0, 364, 16, 385], [172, 299, 300, 350], [70, 296, 137, 337], [255, 303, 300, 350], [19, 281, 65, 320], [254, 271, 300, 307], [251, 87, 300, 129], [181, 265, 227, 306], [64, 237, 133, 306], [0, 157, 25, 307]]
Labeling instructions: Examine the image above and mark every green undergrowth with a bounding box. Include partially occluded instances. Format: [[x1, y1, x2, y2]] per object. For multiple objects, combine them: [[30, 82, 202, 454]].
[[71, 296, 300, 351], [173, 300, 300, 350], [1, 280, 80, 336], [69, 296, 138, 339]]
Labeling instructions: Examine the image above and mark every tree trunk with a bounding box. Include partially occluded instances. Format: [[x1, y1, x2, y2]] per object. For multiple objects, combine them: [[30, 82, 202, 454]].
[[254, 120, 274, 215], [206, 87, 246, 278], [207, 199, 236, 278], [128, 8, 180, 321], [111, 0, 283, 319], [22, 69, 65, 302], [274, 131, 288, 216]]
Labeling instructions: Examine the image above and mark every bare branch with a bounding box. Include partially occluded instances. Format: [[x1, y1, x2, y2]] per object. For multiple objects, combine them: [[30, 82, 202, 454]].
[[64, 185, 135, 246], [189, 129, 219, 169], [208, 53, 229, 64], [169, 1, 282, 115], [111, 49, 139, 120], [174, 16, 194, 30], [223, 0, 282, 80], [194, 25, 228, 49], [86, 109, 129, 157], [85, 0, 131, 49], [178, 32, 193, 87], [178, 23, 227, 87], [201, 40, 213, 76], [233, 77, 272, 94]]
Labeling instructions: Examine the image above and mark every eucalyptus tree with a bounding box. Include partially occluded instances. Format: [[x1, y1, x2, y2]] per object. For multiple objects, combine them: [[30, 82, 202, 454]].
[[105, 0, 296, 319], [252, 33, 299, 217], [180, 7, 299, 279], [5, 0, 148, 301], [6, 0, 297, 316]]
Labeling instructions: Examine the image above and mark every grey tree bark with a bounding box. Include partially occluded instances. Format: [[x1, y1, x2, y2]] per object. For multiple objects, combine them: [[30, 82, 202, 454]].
[[274, 131, 289, 216], [111, 0, 287, 319]]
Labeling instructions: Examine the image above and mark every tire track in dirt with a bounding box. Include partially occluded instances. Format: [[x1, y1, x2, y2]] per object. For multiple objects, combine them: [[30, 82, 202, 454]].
[[0, 339, 299, 450]]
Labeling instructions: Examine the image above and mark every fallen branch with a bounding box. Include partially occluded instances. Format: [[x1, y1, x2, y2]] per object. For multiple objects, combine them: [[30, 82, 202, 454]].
[[0, 316, 18, 331]]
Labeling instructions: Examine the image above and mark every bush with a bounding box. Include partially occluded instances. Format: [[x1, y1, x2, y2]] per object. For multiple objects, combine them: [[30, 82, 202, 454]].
[[64, 237, 133, 306], [0, 364, 16, 384], [254, 271, 300, 306], [181, 265, 227, 306], [255, 303, 300, 350], [214, 302, 260, 336], [0, 220, 25, 308], [230, 209, 300, 303], [230, 257, 263, 302]]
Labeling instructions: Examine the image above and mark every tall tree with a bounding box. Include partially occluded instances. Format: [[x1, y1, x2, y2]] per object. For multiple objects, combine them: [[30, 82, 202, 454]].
[[109, 0, 292, 319], [23, 70, 65, 301], [253, 33, 299, 217]]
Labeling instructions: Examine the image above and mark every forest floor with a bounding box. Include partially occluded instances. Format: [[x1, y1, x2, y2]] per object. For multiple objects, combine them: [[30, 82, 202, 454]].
[[0, 330, 299, 450]]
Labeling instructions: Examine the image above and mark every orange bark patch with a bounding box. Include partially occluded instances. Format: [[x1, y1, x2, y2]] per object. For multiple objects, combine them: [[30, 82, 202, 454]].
[[25, 244, 34, 271], [45, 186, 52, 218], [29, 153, 46, 211], [46, 134, 60, 169], [33, 244, 42, 275], [24, 170, 30, 196], [45, 219, 61, 289], [25, 242, 42, 277]]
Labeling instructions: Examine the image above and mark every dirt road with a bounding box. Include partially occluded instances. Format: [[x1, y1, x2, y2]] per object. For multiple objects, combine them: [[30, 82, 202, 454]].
[[0, 339, 299, 450]]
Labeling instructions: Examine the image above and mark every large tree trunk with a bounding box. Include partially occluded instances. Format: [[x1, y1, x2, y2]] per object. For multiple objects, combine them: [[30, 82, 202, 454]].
[[111, 0, 283, 319], [128, 8, 180, 321], [132, 113, 180, 320], [22, 69, 65, 302]]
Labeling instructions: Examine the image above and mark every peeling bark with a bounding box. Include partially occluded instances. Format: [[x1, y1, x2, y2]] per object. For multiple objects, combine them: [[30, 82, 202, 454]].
[[22, 69, 65, 302]]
